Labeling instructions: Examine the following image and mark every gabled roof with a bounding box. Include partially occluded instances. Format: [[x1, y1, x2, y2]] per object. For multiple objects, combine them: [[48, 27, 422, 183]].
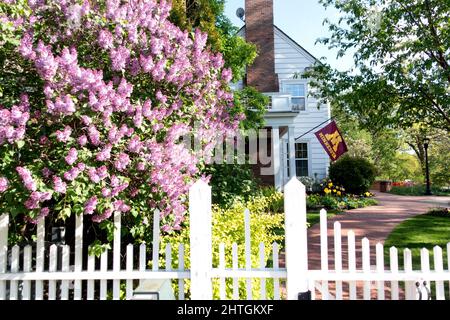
[[237, 24, 320, 64]]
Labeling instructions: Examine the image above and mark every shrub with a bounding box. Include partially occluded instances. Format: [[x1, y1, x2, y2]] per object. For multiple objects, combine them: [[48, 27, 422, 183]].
[[306, 194, 323, 210], [202, 161, 259, 208], [160, 194, 285, 299], [329, 156, 376, 194], [254, 187, 284, 214], [320, 195, 340, 210]]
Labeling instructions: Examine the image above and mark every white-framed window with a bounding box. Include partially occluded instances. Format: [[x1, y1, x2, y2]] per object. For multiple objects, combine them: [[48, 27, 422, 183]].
[[286, 142, 309, 177], [295, 143, 309, 177], [283, 83, 306, 111]]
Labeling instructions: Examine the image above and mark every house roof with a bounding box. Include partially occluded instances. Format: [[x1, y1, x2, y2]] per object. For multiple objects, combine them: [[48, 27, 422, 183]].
[[237, 24, 321, 64]]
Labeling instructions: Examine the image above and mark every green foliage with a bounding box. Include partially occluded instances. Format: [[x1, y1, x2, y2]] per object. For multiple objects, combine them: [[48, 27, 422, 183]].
[[170, 0, 257, 82], [329, 156, 377, 194], [254, 187, 284, 214], [307, 0, 450, 132], [159, 193, 285, 299], [389, 185, 450, 196], [202, 161, 259, 208], [320, 195, 340, 210], [233, 87, 268, 130]]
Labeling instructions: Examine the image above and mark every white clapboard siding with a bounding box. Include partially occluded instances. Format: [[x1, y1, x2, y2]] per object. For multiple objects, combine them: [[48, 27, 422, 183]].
[[376, 243, 385, 300], [362, 238, 371, 300], [273, 243, 280, 300], [219, 243, 226, 300], [334, 222, 342, 300], [87, 253, 95, 300], [433, 246, 445, 300], [126, 244, 134, 300], [320, 209, 329, 300], [48, 245, 57, 300], [259, 242, 266, 300], [389, 247, 399, 300], [113, 211, 121, 300], [347, 231, 357, 300], [244, 208, 252, 300], [10, 245, 19, 300]]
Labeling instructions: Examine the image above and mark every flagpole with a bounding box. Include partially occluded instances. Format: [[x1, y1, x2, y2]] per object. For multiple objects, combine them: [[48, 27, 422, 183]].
[[295, 117, 335, 140]]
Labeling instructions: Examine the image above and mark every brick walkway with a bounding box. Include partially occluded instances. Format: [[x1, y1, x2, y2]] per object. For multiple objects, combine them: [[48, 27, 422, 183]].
[[306, 191, 450, 299]]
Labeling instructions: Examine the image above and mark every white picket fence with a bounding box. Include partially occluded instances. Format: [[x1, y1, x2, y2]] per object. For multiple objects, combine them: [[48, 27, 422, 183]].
[[311, 209, 450, 300], [0, 178, 449, 300]]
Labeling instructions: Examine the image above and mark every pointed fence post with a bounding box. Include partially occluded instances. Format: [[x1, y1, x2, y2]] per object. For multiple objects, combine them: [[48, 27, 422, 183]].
[[284, 177, 309, 300], [189, 180, 212, 300], [0, 214, 9, 300]]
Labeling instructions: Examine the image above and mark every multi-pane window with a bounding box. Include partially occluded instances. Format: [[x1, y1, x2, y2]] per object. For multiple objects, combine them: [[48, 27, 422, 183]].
[[286, 142, 309, 177], [295, 143, 309, 177], [284, 84, 306, 111]]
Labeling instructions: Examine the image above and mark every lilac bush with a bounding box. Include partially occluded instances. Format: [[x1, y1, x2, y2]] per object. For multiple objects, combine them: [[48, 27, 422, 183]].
[[0, 0, 241, 237]]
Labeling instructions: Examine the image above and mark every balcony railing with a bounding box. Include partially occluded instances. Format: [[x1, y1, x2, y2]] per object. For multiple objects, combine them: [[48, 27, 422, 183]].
[[265, 93, 303, 113]]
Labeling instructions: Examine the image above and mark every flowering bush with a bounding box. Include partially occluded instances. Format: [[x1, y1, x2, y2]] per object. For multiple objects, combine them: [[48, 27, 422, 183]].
[[320, 180, 345, 197], [0, 0, 242, 237]]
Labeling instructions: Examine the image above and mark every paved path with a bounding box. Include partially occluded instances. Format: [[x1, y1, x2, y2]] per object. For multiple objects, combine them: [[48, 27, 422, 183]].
[[308, 191, 450, 270], [306, 191, 450, 299]]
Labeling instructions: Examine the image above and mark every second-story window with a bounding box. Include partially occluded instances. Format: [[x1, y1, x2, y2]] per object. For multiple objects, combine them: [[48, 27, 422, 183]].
[[284, 83, 306, 111]]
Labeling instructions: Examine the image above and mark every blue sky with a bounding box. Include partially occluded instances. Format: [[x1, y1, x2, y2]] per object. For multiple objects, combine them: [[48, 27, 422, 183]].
[[224, 0, 354, 71]]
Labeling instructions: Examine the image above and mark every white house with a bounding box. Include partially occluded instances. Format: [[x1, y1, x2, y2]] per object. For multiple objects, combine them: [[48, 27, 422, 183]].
[[236, 0, 331, 190]]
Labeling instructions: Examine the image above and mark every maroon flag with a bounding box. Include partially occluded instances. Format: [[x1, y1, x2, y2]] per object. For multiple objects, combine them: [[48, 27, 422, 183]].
[[314, 120, 348, 161]]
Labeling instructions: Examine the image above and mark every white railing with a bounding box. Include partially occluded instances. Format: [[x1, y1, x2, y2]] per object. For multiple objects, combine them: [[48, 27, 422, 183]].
[[0, 178, 449, 300], [311, 209, 450, 300], [265, 93, 301, 113]]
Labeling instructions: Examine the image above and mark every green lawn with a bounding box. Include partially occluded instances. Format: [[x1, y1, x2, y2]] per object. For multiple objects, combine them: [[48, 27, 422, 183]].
[[307, 210, 339, 227], [389, 185, 450, 196], [384, 214, 450, 298]]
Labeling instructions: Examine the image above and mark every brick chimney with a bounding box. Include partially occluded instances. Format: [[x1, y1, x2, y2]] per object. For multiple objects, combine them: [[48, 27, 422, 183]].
[[245, 0, 279, 93]]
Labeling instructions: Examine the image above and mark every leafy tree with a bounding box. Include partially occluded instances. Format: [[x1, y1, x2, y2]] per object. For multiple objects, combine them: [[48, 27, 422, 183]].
[[0, 0, 242, 244], [404, 124, 450, 186], [171, 0, 257, 82], [306, 0, 450, 132], [170, 1, 268, 203]]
